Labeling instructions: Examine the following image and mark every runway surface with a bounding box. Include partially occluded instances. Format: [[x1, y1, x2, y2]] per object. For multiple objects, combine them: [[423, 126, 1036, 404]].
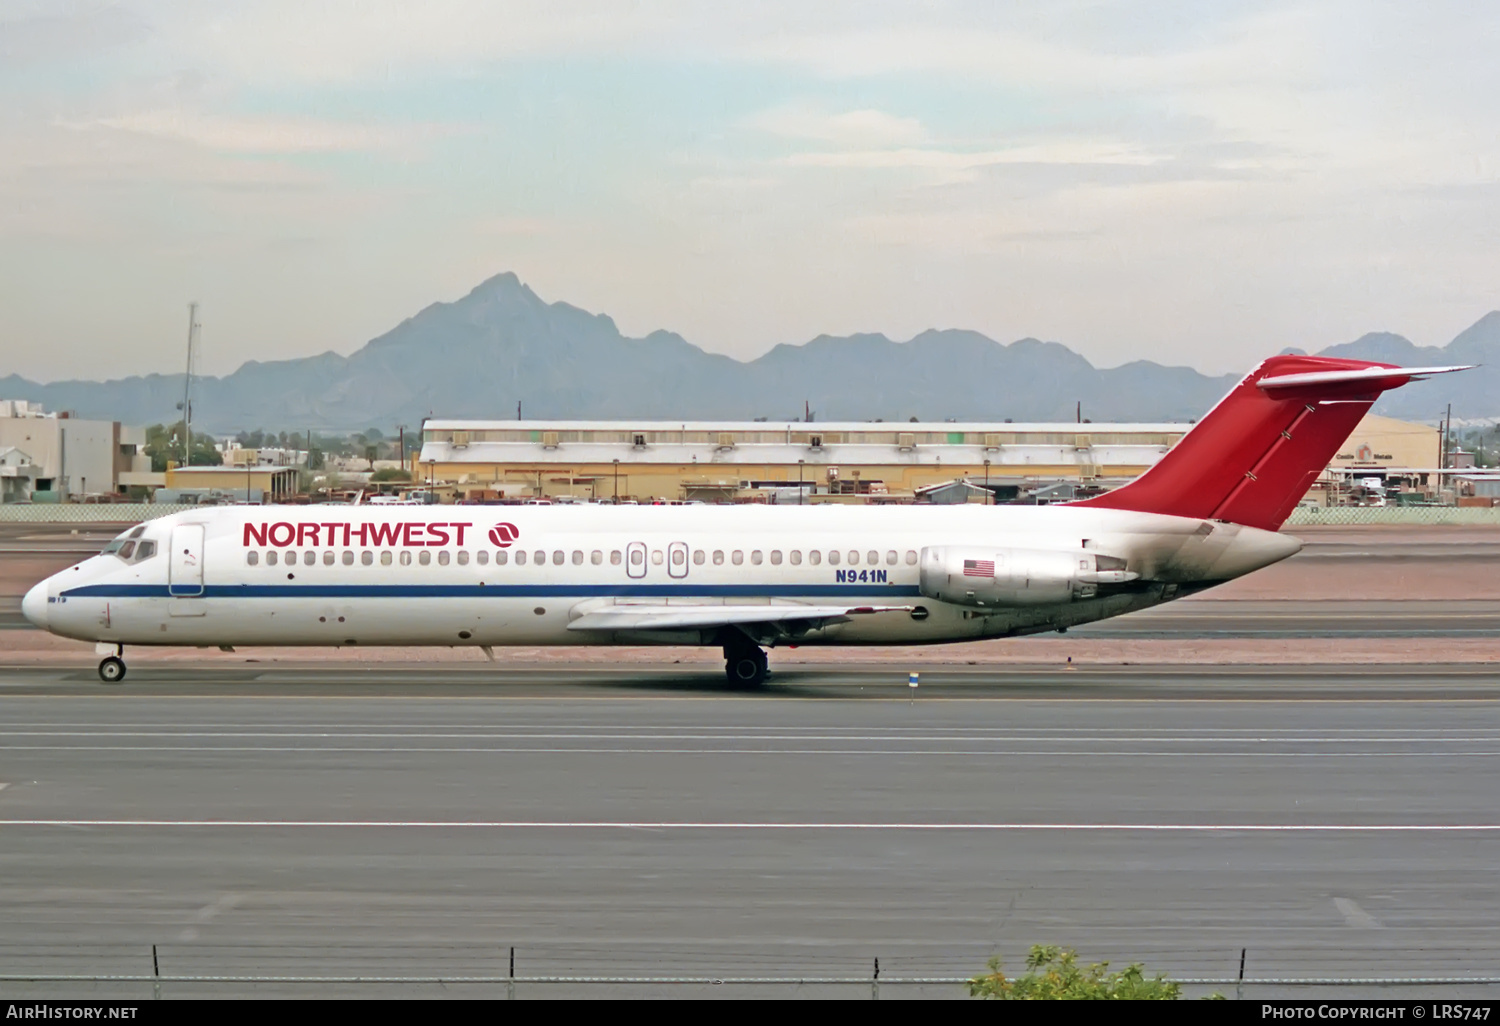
[[2, 663, 1499, 998]]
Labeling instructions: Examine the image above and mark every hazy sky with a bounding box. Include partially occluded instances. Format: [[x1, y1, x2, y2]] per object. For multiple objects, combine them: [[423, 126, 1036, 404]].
[[2, 1, 1497, 382]]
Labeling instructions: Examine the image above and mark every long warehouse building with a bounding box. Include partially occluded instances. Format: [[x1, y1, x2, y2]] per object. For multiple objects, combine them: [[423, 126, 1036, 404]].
[[415, 414, 1440, 503]]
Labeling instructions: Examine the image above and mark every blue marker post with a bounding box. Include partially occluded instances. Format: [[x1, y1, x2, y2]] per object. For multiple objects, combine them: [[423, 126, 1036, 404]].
[[908, 671, 919, 704]]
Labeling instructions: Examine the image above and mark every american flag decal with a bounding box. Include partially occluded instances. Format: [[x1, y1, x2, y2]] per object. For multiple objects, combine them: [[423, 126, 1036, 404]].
[[963, 559, 995, 578]]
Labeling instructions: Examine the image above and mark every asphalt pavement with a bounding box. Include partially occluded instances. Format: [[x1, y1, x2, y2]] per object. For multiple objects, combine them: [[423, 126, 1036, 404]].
[[2, 663, 1499, 998]]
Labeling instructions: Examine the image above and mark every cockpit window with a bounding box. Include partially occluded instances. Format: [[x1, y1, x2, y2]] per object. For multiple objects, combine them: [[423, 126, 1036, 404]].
[[104, 528, 156, 561]]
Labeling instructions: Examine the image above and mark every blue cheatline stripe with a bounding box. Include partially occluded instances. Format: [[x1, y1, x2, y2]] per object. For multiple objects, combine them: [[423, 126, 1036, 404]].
[[61, 583, 926, 600]]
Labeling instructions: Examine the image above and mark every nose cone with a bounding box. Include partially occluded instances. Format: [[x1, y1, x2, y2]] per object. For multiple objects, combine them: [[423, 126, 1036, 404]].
[[21, 579, 48, 629]]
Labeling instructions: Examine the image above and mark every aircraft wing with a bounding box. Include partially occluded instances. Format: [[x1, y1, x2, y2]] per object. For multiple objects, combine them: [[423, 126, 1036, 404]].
[[567, 603, 915, 633]]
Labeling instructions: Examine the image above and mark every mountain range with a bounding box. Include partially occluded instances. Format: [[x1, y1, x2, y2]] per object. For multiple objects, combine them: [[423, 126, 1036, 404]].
[[2, 273, 1494, 431]]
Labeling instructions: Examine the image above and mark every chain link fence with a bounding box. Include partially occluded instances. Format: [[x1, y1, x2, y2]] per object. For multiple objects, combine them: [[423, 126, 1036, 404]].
[[3, 943, 1500, 999], [1284, 505, 1500, 526], [0, 504, 194, 523]]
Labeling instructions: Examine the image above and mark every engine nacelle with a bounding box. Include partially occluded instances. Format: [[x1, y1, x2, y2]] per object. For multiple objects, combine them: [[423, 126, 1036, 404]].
[[918, 546, 1138, 608]]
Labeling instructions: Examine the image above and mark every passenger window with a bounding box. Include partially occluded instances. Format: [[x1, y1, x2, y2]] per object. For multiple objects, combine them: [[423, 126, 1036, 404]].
[[457, 551, 470, 565], [886, 551, 897, 565], [477, 551, 488, 565], [651, 550, 663, 565], [420, 550, 432, 566], [380, 551, 393, 566], [342, 550, 354, 566], [247, 551, 259, 566], [810, 550, 822, 565], [572, 550, 584, 565], [361, 551, 373, 566], [848, 551, 860, 565], [286, 550, 298, 564], [906, 550, 918, 565], [731, 550, 744, 565], [268, 551, 279, 566], [868, 551, 879, 565], [770, 550, 782, 565], [400, 551, 412, 566], [692, 550, 705, 565], [827, 551, 838, 565], [671, 548, 685, 567], [117, 541, 136, 559], [553, 550, 565, 566], [304, 551, 315, 566], [789, 550, 801, 565], [534, 550, 545, 565], [750, 550, 763, 565], [610, 550, 622, 565], [630, 548, 644, 567], [496, 551, 508, 565], [591, 550, 603, 565], [438, 551, 450, 566], [713, 550, 724, 565], [323, 551, 334, 565]]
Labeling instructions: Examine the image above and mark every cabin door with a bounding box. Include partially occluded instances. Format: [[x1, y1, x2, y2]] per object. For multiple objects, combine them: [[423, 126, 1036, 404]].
[[168, 524, 207, 614]]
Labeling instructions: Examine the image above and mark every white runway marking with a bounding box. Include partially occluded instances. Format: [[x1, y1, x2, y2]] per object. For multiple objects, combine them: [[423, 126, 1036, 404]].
[[1, 820, 1498, 832], [1333, 897, 1385, 929], [6, 745, 1500, 757]]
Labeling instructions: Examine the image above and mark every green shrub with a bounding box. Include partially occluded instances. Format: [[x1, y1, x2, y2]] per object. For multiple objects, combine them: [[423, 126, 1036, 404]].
[[968, 944, 1181, 1000]]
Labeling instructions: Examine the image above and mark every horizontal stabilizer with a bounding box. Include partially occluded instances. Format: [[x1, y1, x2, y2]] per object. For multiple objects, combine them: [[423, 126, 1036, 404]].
[[1258, 364, 1474, 394], [568, 604, 914, 632]]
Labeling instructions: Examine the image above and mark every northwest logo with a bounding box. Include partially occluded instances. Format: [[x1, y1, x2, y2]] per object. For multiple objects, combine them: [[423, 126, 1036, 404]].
[[489, 522, 520, 547]]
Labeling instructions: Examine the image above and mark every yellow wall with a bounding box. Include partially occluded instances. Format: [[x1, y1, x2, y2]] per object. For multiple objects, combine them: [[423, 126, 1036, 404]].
[[413, 459, 1155, 501], [1330, 414, 1440, 469]]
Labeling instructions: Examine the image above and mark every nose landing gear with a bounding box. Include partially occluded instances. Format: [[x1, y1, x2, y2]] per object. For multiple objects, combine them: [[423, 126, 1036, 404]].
[[97, 645, 126, 684]]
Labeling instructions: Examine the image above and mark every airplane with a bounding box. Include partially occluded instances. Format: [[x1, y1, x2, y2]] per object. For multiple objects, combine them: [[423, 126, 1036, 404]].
[[21, 355, 1471, 686]]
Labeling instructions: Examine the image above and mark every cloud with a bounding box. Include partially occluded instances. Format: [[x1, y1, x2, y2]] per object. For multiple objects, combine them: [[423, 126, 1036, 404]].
[[780, 141, 1165, 172], [747, 104, 927, 147], [73, 109, 413, 153]]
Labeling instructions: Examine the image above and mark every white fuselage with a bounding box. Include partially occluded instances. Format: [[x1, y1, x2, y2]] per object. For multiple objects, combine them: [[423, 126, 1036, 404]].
[[23, 504, 1299, 650]]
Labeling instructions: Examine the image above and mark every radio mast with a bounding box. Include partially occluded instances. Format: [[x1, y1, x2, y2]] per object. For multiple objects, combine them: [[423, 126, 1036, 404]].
[[180, 303, 200, 469]]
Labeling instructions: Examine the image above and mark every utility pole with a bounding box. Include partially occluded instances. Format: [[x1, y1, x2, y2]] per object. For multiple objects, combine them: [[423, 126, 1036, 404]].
[[179, 303, 200, 468], [397, 425, 406, 471]]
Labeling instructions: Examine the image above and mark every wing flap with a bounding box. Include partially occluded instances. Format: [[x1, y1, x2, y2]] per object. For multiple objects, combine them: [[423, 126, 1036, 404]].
[[567, 604, 914, 632]]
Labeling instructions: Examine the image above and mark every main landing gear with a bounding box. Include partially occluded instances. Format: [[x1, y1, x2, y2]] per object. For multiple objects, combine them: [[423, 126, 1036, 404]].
[[97, 645, 126, 684], [723, 637, 768, 688]]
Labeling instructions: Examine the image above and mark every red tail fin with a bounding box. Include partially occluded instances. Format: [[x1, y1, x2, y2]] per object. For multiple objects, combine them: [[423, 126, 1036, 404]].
[[1070, 356, 1469, 530]]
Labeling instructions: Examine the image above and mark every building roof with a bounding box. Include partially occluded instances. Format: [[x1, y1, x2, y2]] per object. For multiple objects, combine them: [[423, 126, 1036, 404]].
[[424, 418, 1189, 433], [168, 465, 297, 476]]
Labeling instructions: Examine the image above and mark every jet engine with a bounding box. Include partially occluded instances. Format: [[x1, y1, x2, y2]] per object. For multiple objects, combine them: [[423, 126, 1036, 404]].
[[918, 547, 1139, 608]]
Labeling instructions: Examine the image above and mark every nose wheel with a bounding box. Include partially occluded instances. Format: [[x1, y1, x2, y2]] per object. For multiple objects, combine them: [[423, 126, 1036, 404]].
[[98, 656, 126, 684]]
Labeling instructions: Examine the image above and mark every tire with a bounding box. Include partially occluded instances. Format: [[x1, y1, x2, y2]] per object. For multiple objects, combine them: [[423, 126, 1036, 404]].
[[98, 657, 126, 684], [725, 651, 767, 687]]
